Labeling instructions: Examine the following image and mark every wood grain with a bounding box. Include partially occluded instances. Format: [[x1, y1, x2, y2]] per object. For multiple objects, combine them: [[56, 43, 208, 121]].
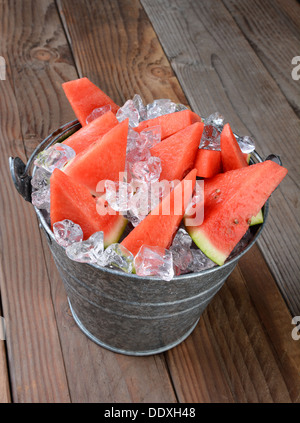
[[57, 0, 300, 403], [141, 0, 300, 316], [0, 0, 76, 402], [56, 0, 188, 107], [1, 0, 299, 403], [40, 233, 177, 403], [166, 246, 300, 403], [222, 0, 300, 116], [0, 0, 178, 403]]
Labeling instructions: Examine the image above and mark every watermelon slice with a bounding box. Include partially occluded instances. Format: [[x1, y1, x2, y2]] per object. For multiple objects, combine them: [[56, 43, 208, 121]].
[[150, 122, 204, 181], [194, 149, 222, 178], [121, 169, 197, 257], [184, 160, 287, 265], [221, 123, 248, 171], [50, 169, 127, 245], [64, 119, 129, 194], [63, 111, 118, 155], [62, 77, 120, 127], [135, 109, 202, 140]]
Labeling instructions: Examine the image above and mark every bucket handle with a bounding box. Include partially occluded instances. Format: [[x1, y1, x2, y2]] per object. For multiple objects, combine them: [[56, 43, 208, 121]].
[[8, 119, 282, 202], [9, 120, 80, 202]]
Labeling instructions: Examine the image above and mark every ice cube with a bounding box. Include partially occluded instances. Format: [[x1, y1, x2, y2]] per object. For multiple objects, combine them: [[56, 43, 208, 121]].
[[228, 229, 253, 259], [170, 228, 193, 275], [204, 112, 224, 129], [126, 127, 141, 152], [105, 180, 134, 212], [85, 104, 111, 124], [237, 135, 255, 154], [132, 94, 147, 121], [139, 126, 161, 149], [188, 249, 216, 272], [100, 243, 134, 273], [65, 231, 104, 264], [199, 125, 221, 150], [128, 184, 150, 221], [53, 219, 83, 247], [172, 228, 193, 249], [34, 143, 76, 173], [31, 167, 51, 190], [148, 179, 170, 211], [175, 103, 189, 112], [134, 245, 174, 281], [31, 185, 50, 211], [116, 99, 140, 127], [131, 156, 162, 183], [125, 146, 151, 180], [146, 99, 177, 119]]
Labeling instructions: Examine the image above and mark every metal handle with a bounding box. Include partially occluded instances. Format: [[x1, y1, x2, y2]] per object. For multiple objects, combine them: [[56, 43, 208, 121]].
[[9, 119, 80, 203], [265, 153, 282, 166], [9, 118, 282, 203], [9, 156, 33, 202]]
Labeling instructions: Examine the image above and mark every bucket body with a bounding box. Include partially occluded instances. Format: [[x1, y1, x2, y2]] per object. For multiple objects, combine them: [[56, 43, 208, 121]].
[[42, 221, 237, 355], [10, 120, 269, 356]]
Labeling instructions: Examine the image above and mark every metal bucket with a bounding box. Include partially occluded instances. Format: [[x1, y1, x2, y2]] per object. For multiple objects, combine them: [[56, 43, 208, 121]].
[[9, 120, 276, 356]]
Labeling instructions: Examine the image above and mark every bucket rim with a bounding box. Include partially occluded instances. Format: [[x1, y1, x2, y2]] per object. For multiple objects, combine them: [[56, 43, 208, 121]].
[[32, 119, 269, 282]]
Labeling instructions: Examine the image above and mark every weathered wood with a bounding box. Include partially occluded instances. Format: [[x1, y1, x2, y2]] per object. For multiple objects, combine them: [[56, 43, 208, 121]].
[[0, 0, 76, 402], [57, 0, 300, 403], [40, 234, 177, 402], [56, 0, 188, 107], [166, 245, 300, 403], [0, 0, 177, 403], [1, 0, 299, 404], [141, 0, 300, 316], [222, 0, 300, 116]]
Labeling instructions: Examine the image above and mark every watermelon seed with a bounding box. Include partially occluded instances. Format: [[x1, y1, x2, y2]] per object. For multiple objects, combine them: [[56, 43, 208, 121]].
[[234, 219, 239, 224]]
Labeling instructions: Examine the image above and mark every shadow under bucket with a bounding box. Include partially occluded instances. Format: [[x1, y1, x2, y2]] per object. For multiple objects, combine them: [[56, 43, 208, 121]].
[[9, 120, 272, 356]]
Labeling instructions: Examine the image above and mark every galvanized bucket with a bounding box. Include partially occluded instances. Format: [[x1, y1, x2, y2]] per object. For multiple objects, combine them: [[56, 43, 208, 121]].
[[9, 120, 277, 356]]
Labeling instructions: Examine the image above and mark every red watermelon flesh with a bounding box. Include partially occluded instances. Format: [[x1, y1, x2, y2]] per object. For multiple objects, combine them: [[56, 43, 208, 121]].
[[62, 77, 120, 127], [184, 160, 287, 265], [63, 111, 118, 155], [150, 122, 204, 181], [64, 119, 129, 195], [221, 123, 248, 172], [135, 109, 202, 140], [50, 169, 127, 245], [194, 149, 222, 178], [121, 169, 197, 257]]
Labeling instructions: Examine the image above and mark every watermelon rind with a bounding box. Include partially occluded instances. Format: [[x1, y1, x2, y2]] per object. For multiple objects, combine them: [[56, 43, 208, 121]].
[[187, 226, 228, 266], [104, 218, 128, 248], [250, 209, 263, 226]]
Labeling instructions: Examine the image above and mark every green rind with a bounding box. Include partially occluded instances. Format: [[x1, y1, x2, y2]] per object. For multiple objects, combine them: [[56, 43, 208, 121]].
[[250, 209, 263, 226], [104, 217, 128, 248], [186, 225, 227, 266]]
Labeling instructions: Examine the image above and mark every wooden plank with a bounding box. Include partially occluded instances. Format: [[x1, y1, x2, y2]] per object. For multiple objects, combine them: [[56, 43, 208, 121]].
[[57, 0, 300, 403], [166, 247, 300, 403], [0, 0, 75, 402], [141, 0, 300, 316], [222, 0, 300, 116], [40, 234, 177, 403], [0, 0, 176, 403], [57, 0, 188, 106], [36, 0, 178, 402]]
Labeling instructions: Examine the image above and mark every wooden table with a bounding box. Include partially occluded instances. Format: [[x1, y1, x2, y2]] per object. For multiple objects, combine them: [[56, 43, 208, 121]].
[[0, 0, 299, 404]]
